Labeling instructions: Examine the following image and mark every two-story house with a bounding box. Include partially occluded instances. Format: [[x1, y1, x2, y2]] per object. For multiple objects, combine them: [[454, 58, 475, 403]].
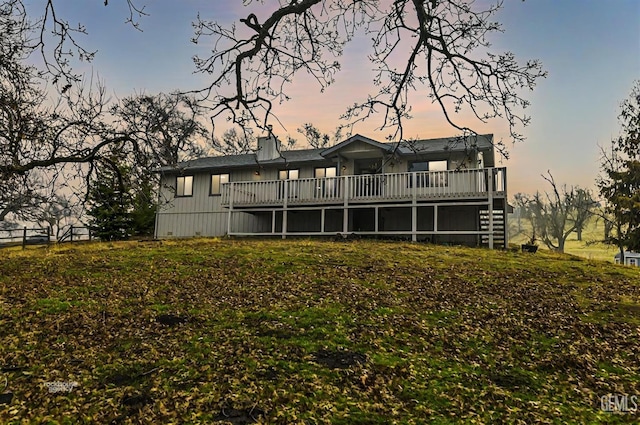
[[155, 133, 508, 248]]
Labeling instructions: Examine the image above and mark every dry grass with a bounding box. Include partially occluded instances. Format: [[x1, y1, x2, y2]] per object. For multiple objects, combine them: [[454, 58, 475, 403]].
[[1, 239, 639, 423]]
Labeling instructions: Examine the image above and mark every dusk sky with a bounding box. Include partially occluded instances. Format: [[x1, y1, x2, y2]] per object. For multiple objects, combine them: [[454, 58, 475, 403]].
[[27, 0, 640, 195]]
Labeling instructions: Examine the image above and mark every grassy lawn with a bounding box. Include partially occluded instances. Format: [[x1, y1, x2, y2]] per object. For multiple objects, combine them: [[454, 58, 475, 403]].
[[1, 239, 639, 424]]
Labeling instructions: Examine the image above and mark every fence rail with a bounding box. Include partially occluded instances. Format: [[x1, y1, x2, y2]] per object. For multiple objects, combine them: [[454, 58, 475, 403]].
[[0, 227, 51, 249], [57, 225, 95, 243], [0, 225, 96, 249]]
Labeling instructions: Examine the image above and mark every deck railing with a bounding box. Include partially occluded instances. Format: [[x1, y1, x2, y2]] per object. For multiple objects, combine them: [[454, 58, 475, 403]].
[[221, 167, 505, 207]]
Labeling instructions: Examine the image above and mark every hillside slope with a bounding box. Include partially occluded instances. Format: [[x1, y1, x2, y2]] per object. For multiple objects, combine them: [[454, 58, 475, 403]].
[[1, 240, 639, 423]]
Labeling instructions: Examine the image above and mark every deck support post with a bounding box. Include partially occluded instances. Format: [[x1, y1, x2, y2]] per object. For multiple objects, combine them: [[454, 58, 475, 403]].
[[434, 204, 438, 233], [282, 180, 289, 239], [488, 168, 494, 249], [374, 207, 379, 233], [272, 210, 276, 234], [321, 208, 326, 233], [227, 182, 234, 236], [503, 168, 508, 249], [343, 176, 349, 234], [411, 172, 417, 242]]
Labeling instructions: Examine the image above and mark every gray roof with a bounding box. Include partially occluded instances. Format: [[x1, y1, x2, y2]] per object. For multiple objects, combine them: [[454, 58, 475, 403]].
[[397, 134, 493, 155], [161, 133, 495, 173], [160, 148, 326, 173]]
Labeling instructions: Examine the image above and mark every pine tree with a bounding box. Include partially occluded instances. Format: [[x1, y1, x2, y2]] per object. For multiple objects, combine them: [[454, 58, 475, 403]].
[[86, 160, 134, 241], [598, 81, 640, 260]]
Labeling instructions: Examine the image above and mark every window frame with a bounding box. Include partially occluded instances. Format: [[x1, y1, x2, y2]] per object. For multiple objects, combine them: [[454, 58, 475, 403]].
[[314, 166, 337, 178], [408, 160, 449, 188], [175, 175, 194, 197], [210, 173, 230, 196], [314, 166, 338, 197], [278, 169, 300, 180]]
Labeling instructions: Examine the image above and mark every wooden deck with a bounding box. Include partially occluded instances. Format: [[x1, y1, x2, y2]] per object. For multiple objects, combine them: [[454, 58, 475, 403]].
[[221, 168, 506, 208]]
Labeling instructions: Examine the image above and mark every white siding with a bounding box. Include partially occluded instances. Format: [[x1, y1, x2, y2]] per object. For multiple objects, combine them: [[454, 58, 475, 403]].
[[155, 171, 266, 237]]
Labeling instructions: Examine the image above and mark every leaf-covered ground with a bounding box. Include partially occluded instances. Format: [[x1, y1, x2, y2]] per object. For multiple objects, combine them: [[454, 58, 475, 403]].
[[1, 239, 639, 424]]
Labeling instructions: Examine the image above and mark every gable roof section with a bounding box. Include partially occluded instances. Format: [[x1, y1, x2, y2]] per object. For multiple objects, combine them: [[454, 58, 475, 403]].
[[321, 134, 394, 158]]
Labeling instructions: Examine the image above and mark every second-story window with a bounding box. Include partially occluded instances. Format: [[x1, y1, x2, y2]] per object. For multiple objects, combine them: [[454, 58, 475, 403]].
[[314, 166, 337, 178], [210, 173, 230, 195], [176, 175, 193, 197], [315, 166, 338, 197], [409, 161, 448, 187], [279, 169, 299, 180]]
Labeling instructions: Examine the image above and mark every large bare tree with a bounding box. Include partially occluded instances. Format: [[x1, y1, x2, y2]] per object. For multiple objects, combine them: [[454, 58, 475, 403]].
[[4, 0, 547, 222], [26, 0, 545, 146], [191, 0, 546, 149], [0, 1, 136, 222], [531, 173, 597, 253]]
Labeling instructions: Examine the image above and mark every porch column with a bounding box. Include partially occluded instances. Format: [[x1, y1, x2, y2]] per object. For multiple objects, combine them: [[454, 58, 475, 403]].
[[321, 208, 326, 233]]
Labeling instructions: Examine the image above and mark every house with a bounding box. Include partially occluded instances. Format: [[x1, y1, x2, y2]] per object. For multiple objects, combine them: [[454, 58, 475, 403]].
[[155, 133, 508, 248], [614, 251, 640, 267]]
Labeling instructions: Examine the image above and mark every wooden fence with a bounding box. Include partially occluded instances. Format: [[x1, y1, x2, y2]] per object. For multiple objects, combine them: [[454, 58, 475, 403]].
[[0, 225, 95, 249]]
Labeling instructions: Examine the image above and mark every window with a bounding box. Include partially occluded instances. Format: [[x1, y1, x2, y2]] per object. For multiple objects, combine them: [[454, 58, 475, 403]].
[[630, 258, 637, 266], [314, 166, 337, 179], [278, 169, 299, 198], [210, 173, 230, 195], [315, 167, 338, 197], [176, 175, 193, 197], [279, 169, 299, 180], [409, 160, 448, 187]]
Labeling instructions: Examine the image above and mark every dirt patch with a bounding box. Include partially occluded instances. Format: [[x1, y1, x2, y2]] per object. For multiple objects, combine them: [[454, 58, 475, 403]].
[[156, 314, 188, 326], [256, 366, 278, 381], [489, 369, 537, 391], [313, 349, 366, 369], [0, 393, 14, 405], [213, 407, 265, 424], [121, 393, 153, 410]]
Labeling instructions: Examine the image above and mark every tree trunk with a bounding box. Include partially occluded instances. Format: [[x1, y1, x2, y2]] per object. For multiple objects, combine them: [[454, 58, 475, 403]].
[[577, 227, 582, 241], [604, 221, 613, 241], [558, 238, 565, 253]]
